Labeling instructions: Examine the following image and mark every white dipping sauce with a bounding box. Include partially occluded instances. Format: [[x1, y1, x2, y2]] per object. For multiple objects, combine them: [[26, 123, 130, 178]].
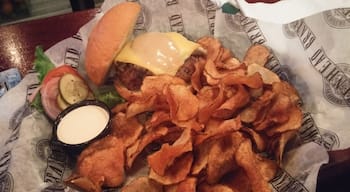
[[57, 105, 109, 145]]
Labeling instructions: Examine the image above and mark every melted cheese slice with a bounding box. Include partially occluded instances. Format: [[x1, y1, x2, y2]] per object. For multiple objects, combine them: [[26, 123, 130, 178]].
[[115, 32, 199, 75]]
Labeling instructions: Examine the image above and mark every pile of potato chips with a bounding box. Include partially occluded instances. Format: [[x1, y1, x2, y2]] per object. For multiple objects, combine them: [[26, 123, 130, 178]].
[[67, 37, 302, 192]]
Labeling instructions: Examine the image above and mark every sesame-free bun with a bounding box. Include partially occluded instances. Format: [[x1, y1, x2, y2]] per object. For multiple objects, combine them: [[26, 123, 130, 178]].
[[85, 2, 141, 85]]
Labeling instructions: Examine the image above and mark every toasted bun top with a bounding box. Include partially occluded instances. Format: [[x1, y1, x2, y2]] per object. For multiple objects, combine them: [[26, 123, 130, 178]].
[[85, 2, 141, 85]]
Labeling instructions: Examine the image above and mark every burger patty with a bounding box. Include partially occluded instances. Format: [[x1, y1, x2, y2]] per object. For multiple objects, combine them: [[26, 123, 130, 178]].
[[114, 56, 198, 90]]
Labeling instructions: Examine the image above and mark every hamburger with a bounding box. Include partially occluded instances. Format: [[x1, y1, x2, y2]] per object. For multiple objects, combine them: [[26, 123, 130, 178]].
[[85, 2, 203, 90]]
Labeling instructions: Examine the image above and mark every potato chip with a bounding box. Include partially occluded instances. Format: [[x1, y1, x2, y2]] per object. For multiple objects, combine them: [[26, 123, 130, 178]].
[[112, 102, 129, 114], [235, 139, 272, 192], [141, 75, 186, 95], [126, 127, 169, 168], [254, 93, 292, 131], [269, 130, 297, 165], [145, 111, 172, 132], [195, 117, 241, 145], [149, 153, 193, 185], [243, 44, 270, 66], [65, 175, 100, 192], [212, 85, 250, 119], [121, 177, 163, 192], [220, 57, 241, 70], [272, 81, 300, 105], [197, 85, 225, 124], [204, 59, 230, 81], [203, 70, 220, 85], [256, 155, 278, 181], [126, 95, 157, 118], [148, 129, 192, 176], [265, 105, 302, 136], [198, 183, 234, 192], [206, 132, 245, 184], [247, 63, 280, 84], [221, 72, 263, 89], [240, 90, 275, 123], [165, 84, 199, 122], [197, 36, 222, 61], [114, 80, 142, 102], [191, 139, 214, 175], [222, 169, 251, 192], [111, 112, 144, 148], [191, 57, 206, 92], [171, 117, 204, 132], [165, 177, 197, 192], [241, 127, 266, 152]]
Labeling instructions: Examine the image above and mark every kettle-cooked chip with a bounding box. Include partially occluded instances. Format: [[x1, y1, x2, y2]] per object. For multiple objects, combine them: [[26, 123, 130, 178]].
[[235, 139, 272, 192], [198, 183, 234, 192], [121, 177, 163, 192], [244, 44, 270, 66], [149, 153, 193, 185], [247, 63, 280, 84], [148, 128, 192, 176], [165, 84, 199, 122], [165, 177, 197, 192]]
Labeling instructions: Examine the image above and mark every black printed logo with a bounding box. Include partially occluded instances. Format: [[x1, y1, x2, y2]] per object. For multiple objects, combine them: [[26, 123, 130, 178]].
[[0, 172, 14, 192], [194, 0, 217, 35], [298, 112, 339, 150], [64, 47, 81, 69], [224, 13, 244, 32], [44, 140, 68, 184], [194, 0, 218, 15], [309, 48, 350, 106], [270, 169, 309, 192], [323, 63, 350, 106], [323, 8, 350, 29]]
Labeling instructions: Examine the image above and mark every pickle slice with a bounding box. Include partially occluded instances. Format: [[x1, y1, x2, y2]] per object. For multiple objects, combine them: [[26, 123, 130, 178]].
[[57, 93, 70, 110], [59, 73, 89, 104]]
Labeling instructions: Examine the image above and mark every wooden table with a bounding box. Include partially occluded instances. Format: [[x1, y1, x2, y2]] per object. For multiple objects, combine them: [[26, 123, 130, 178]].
[[0, 8, 349, 192]]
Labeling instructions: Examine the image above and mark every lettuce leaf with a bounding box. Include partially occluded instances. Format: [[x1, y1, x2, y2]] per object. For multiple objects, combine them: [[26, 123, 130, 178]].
[[30, 46, 55, 112], [31, 93, 44, 113], [95, 85, 125, 108], [34, 46, 55, 83]]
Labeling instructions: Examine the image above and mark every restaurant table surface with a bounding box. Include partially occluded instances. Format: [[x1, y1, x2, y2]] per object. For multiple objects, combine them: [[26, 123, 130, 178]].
[[0, 8, 349, 192]]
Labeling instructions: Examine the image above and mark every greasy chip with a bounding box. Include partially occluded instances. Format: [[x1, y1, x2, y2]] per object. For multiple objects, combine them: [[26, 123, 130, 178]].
[[247, 63, 280, 84], [198, 183, 234, 192], [222, 169, 251, 192], [212, 85, 250, 119], [165, 177, 197, 192], [165, 84, 199, 122], [111, 112, 144, 148], [121, 177, 163, 192], [206, 132, 245, 184], [148, 128, 192, 176], [241, 127, 266, 152], [244, 44, 270, 66], [235, 139, 272, 192], [126, 127, 169, 168], [149, 153, 193, 185]]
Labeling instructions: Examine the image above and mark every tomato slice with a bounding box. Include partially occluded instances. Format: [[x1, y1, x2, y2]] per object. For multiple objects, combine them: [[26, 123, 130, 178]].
[[41, 77, 62, 120], [41, 65, 81, 87]]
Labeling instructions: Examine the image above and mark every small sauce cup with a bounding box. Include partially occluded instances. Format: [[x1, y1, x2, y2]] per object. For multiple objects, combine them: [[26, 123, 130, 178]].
[[52, 100, 111, 155]]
